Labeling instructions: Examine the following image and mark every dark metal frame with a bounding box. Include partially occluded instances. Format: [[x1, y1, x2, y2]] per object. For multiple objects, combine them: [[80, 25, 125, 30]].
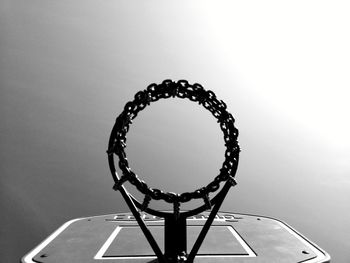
[[107, 80, 239, 263], [110, 170, 237, 263]]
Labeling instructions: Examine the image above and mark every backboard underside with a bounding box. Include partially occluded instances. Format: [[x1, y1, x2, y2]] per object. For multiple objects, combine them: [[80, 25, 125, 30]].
[[22, 212, 330, 263]]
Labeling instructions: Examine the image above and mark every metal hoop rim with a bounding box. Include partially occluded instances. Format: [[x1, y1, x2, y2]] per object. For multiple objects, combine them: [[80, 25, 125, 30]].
[[107, 79, 240, 213]]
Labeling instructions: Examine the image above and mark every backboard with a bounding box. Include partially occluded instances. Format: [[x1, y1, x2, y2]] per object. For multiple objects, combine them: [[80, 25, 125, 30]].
[[22, 211, 330, 263]]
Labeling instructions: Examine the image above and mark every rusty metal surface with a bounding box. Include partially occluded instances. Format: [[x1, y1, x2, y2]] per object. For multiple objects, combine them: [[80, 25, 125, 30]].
[[22, 212, 330, 263]]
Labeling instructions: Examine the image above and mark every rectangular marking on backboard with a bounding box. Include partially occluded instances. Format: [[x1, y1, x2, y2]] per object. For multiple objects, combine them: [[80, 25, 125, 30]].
[[227, 226, 256, 257], [95, 226, 123, 259], [95, 225, 256, 260]]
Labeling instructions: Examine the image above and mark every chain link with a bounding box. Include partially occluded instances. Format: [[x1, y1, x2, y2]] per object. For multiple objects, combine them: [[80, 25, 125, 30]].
[[108, 80, 240, 204]]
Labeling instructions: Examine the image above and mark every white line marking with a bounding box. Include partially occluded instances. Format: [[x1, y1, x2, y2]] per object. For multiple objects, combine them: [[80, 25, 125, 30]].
[[21, 218, 84, 263], [277, 221, 330, 263], [227, 226, 256, 257], [94, 226, 122, 259], [94, 225, 256, 260]]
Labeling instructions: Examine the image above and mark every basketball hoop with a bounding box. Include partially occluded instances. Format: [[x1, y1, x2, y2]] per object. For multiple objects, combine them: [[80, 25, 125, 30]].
[[107, 80, 240, 263], [21, 79, 331, 263]]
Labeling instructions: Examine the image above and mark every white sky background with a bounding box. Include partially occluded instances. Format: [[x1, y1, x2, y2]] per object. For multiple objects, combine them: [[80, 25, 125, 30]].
[[1, 0, 350, 262]]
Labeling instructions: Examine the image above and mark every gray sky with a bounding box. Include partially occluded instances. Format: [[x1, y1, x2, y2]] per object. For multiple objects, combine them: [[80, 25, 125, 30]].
[[1, 1, 350, 262]]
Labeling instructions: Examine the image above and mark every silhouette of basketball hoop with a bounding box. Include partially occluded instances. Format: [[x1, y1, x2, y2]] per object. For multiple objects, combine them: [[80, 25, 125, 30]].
[[21, 80, 331, 263], [107, 80, 240, 263]]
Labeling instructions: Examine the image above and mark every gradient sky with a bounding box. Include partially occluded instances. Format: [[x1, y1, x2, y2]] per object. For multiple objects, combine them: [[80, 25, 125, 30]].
[[1, 1, 350, 262]]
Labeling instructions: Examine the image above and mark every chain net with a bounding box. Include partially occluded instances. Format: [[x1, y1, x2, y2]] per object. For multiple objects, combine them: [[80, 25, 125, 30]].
[[107, 79, 240, 206]]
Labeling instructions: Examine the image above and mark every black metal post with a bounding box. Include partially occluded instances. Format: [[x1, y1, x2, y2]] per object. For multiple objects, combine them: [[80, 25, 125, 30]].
[[164, 215, 187, 262]]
